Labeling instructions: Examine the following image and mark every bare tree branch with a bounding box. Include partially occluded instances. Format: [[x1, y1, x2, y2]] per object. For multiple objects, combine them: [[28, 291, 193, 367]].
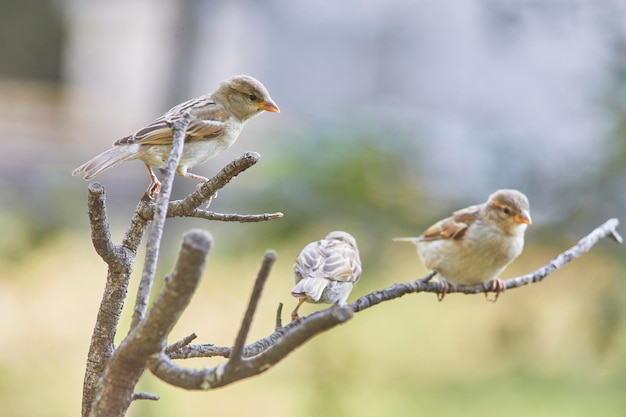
[[82, 184, 141, 417], [149, 352, 216, 390], [355, 218, 622, 307], [88, 229, 212, 417], [128, 151, 282, 224], [131, 392, 160, 402], [169, 151, 263, 213], [167, 218, 621, 366], [151, 305, 352, 390], [185, 210, 284, 223], [275, 303, 284, 331], [229, 251, 276, 365], [165, 333, 198, 354], [81, 150, 281, 417], [131, 114, 191, 329], [86, 183, 118, 262], [120, 195, 153, 254], [81, 129, 620, 417]]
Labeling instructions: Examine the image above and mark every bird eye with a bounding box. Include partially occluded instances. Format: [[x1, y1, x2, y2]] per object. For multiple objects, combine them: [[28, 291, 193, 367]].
[[248, 94, 258, 101], [503, 207, 511, 215]]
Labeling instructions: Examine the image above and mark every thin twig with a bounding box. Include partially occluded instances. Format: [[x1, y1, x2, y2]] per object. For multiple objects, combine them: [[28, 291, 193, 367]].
[[131, 392, 160, 402], [186, 210, 284, 223], [456, 217, 623, 295], [229, 251, 277, 365], [165, 333, 198, 354], [275, 303, 284, 331], [152, 306, 353, 390], [131, 114, 190, 329], [171, 151, 262, 212]]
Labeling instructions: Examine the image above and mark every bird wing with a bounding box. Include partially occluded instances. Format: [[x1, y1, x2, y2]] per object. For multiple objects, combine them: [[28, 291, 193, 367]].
[[113, 95, 230, 146], [420, 204, 483, 242], [294, 240, 361, 284]]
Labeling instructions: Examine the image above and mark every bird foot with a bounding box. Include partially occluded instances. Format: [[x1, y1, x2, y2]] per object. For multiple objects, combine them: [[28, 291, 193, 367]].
[[146, 181, 162, 199], [205, 191, 218, 208], [194, 182, 217, 208], [291, 299, 305, 322], [437, 277, 456, 302], [484, 279, 505, 303]]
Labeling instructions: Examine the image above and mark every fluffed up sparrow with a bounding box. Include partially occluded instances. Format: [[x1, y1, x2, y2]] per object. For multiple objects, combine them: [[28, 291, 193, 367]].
[[72, 74, 279, 196], [394, 189, 531, 302], [291, 231, 362, 321]]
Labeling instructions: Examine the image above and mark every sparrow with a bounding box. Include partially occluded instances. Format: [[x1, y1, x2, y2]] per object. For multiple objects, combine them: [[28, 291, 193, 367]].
[[72, 74, 279, 196], [394, 189, 531, 302], [291, 231, 362, 321]]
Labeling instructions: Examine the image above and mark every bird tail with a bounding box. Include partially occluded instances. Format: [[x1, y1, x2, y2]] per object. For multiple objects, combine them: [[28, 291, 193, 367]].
[[291, 278, 329, 302], [72, 146, 136, 180]]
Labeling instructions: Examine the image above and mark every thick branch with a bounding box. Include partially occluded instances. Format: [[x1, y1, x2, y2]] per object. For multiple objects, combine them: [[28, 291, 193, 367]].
[[82, 151, 279, 415], [149, 352, 217, 390], [88, 229, 212, 417], [131, 114, 190, 329], [82, 184, 139, 417], [87, 183, 118, 262], [132, 229, 211, 351], [120, 195, 153, 254], [152, 306, 352, 390]]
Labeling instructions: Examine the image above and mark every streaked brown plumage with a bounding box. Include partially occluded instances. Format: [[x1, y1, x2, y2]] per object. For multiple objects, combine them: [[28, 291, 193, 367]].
[[72, 75, 279, 196], [394, 189, 531, 302], [291, 231, 362, 321]]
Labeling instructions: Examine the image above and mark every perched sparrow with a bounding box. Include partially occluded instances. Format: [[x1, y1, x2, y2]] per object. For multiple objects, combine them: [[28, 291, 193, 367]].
[[394, 189, 531, 302], [291, 231, 362, 321], [72, 75, 279, 196]]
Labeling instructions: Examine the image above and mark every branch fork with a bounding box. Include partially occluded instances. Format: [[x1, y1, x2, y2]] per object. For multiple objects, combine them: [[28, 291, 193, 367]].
[[80, 110, 622, 417]]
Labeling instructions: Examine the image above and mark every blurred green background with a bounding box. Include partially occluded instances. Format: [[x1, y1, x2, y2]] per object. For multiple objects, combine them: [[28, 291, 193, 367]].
[[0, 1, 625, 416]]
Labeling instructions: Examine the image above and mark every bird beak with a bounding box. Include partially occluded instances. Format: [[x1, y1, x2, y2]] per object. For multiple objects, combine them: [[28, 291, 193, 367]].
[[514, 210, 532, 225], [257, 99, 280, 113]]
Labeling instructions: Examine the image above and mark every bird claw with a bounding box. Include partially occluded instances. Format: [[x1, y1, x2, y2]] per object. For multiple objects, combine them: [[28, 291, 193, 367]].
[[145, 181, 161, 199], [437, 277, 456, 302], [291, 298, 306, 322], [484, 279, 505, 303], [205, 191, 218, 208]]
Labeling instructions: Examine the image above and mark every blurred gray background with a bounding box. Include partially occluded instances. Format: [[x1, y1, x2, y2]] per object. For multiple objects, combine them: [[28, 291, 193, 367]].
[[2, 0, 626, 247], [0, 1, 625, 416]]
